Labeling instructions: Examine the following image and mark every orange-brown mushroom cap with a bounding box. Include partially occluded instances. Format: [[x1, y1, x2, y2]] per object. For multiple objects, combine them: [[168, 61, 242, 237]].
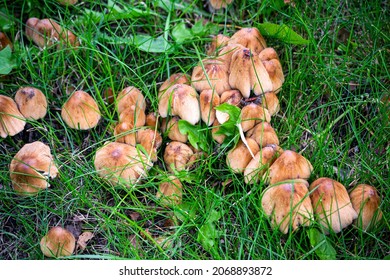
[[208, 0, 233, 10], [161, 117, 188, 143], [116, 86, 146, 115], [14, 87, 47, 120], [206, 34, 231, 56], [114, 121, 136, 146], [309, 177, 358, 234], [240, 103, 271, 132], [246, 122, 279, 148], [0, 95, 26, 138], [136, 128, 163, 162], [261, 92, 280, 116], [226, 138, 260, 173], [200, 89, 221, 126], [230, 27, 267, 54], [157, 176, 183, 206], [40, 226, 76, 258], [163, 141, 194, 172], [158, 73, 190, 97], [61, 90, 101, 130]]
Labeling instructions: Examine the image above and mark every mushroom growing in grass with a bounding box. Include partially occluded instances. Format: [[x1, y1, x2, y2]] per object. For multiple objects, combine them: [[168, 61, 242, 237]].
[[94, 142, 151, 187], [246, 122, 279, 148], [0, 95, 26, 138], [230, 27, 267, 54], [240, 103, 271, 132], [114, 121, 136, 146], [266, 150, 313, 185], [215, 89, 242, 124], [10, 141, 58, 196], [116, 86, 146, 114], [261, 179, 313, 234], [309, 177, 358, 234], [226, 138, 260, 173], [163, 141, 195, 172], [14, 87, 47, 120], [211, 119, 226, 144], [136, 128, 163, 162], [157, 176, 183, 206], [259, 48, 285, 93], [261, 92, 280, 116], [200, 89, 220, 126], [119, 105, 146, 128], [61, 90, 101, 130], [158, 73, 190, 96], [206, 34, 230, 56], [208, 0, 233, 10], [158, 84, 200, 125], [350, 184, 383, 230], [40, 226, 75, 258], [161, 117, 188, 143]]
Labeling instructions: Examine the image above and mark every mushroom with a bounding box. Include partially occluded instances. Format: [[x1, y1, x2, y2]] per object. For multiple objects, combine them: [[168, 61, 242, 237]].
[[309, 178, 358, 234], [191, 59, 230, 95], [136, 128, 163, 162], [10, 141, 58, 196], [230, 27, 267, 54], [261, 92, 280, 116], [206, 34, 231, 56], [163, 141, 194, 172], [94, 142, 151, 187], [246, 122, 279, 147], [215, 89, 242, 124], [0, 31, 12, 50], [61, 90, 101, 130], [229, 48, 273, 98], [161, 117, 188, 143], [0, 95, 26, 138], [158, 84, 200, 125], [158, 73, 190, 97], [118, 105, 146, 128], [157, 176, 183, 206], [240, 103, 271, 132], [261, 179, 313, 234], [40, 226, 75, 258], [226, 138, 259, 173], [259, 48, 285, 93], [56, 0, 78, 5], [114, 122, 136, 146], [211, 119, 226, 144], [116, 86, 146, 114], [199, 89, 220, 126], [350, 184, 383, 230], [14, 87, 47, 120], [208, 0, 233, 10], [145, 112, 158, 128], [244, 145, 283, 184], [217, 43, 244, 70], [25, 18, 79, 49], [267, 150, 313, 185]]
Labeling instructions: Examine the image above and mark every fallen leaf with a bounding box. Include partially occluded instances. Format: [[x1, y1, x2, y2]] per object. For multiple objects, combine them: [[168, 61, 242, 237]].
[[77, 231, 94, 251]]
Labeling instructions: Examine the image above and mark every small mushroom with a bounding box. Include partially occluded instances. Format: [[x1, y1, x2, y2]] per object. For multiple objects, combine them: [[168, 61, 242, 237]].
[[158, 73, 190, 97], [350, 184, 383, 230], [161, 117, 188, 143], [200, 89, 221, 126], [206, 34, 231, 56], [191, 59, 230, 95], [0, 32, 13, 50], [157, 176, 183, 206], [0, 95, 26, 138], [40, 226, 75, 258], [267, 150, 313, 185], [246, 122, 279, 147], [217, 43, 244, 70], [259, 48, 285, 93], [240, 103, 271, 132], [145, 112, 159, 128], [244, 145, 283, 184], [309, 177, 358, 234], [229, 48, 273, 98], [230, 27, 267, 54], [215, 89, 242, 124], [211, 119, 226, 144], [261, 179, 313, 234], [14, 87, 47, 120], [226, 138, 259, 173], [158, 84, 200, 125], [208, 0, 233, 10], [136, 128, 163, 162], [163, 141, 194, 172], [114, 122, 136, 146], [10, 141, 58, 196], [61, 90, 101, 130], [119, 105, 146, 128], [261, 92, 280, 116], [116, 86, 146, 115], [94, 142, 151, 187]]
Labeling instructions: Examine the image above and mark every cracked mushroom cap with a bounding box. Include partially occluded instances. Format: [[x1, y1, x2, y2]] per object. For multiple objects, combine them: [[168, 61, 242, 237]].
[[309, 178, 358, 234], [10, 141, 58, 196], [215, 89, 242, 124], [157, 176, 183, 206], [261, 179, 313, 234], [158, 84, 200, 125], [114, 121, 136, 146], [161, 117, 188, 143], [0, 95, 26, 138], [350, 184, 383, 230], [158, 73, 190, 97], [61, 90, 101, 130], [163, 141, 194, 172], [259, 48, 285, 93], [230, 27, 267, 54], [206, 34, 231, 56], [267, 150, 313, 185], [261, 92, 280, 116], [118, 105, 146, 128], [40, 226, 75, 258], [226, 138, 260, 173], [240, 103, 271, 132], [246, 122, 279, 148], [191, 59, 231, 95], [14, 87, 47, 120], [200, 89, 221, 126], [117, 86, 146, 114], [94, 142, 151, 187], [208, 0, 233, 9], [136, 128, 163, 162], [244, 145, 283, 184], [229, 48, 273, 98]]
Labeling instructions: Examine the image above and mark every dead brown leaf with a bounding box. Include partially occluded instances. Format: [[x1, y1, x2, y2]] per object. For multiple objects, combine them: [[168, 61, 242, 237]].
[[77, 231, 94, 251]]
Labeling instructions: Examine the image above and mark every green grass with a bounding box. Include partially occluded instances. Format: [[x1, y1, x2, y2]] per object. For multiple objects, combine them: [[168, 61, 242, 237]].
[[0, 0, 389, 260]]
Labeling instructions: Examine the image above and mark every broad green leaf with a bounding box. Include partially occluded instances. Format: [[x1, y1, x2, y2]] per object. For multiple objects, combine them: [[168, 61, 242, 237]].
[[172, 22, 193, 44], [214, 103, 241, 145], [257, 22, 309, 45], [0, 45, 17, 75], [384, 255, 390, 260], [197, 209, 223, 251], [307, 228, 337, 260], [134, 35, 171, 53], [178, 120, 208, 151], [0, 10, 14, 31]]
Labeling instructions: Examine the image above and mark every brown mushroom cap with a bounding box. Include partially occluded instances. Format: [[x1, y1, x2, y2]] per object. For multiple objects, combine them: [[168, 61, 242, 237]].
[[61, 90, 101, 130], [118, 105, 146, 128], [145, 112, 159, 128], [259, 48, 285, 93], [114, 121, 136, 146], [229, 48, 273, 98], [267, 150, 313, 184], [261, 179, 313, 234], [158, 73, 190, 100], [200, 89, 221, 126], [157, 176, 183, 206], [0, 31, 13, 50], [14, 87, 47, 120], [206, 34, 231, 56], [350, 184, 383, 230], [215, 89, 242, 124], [240, 103, 271, 132], [117, 86, 146, 114], [226, 138, 260, 173], [261, 92, 280, 116], [244, 145, 283, 184], [211, 119, 226, 144], [230, 27, 267, 54], [309, 177, 358, 234], [246, 122, 279, 147], [136, 128, 163, 162], [0, 95, 26, 138], [40, 226, 75, 258], [191, 59, 231, 95], [163, 141, 194, 172], [10, 141, 58, 196], [208, 0, 233, 10], [94, 142, 151, 187], [161, 117, 188, 143], [216, 43, 244, 70]]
